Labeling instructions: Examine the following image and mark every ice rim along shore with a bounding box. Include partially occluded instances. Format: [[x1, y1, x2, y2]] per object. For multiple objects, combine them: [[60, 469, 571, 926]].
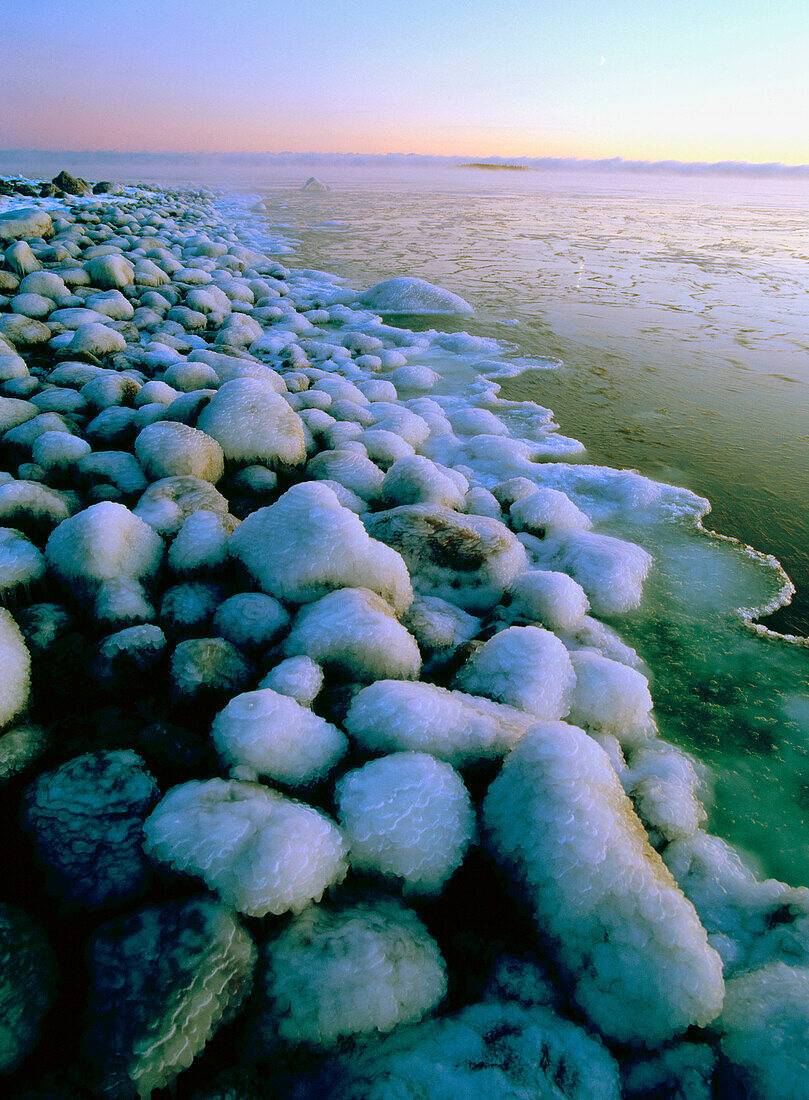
[[0, 173, 807, 1100]]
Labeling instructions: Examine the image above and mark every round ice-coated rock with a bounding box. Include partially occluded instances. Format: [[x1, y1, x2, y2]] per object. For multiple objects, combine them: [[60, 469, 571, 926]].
[[196, 377, 306, 467], [85, 253, 135, 289], [359, 277, 473, 314], [0, 207, 52, 242], [336, 752, 474, 894], [0, 609, 31, 730], [23, 749, 159, 909], [255, 898, 447, 1048], [135, 421, 224, 484], [143, 778, 348, 917]]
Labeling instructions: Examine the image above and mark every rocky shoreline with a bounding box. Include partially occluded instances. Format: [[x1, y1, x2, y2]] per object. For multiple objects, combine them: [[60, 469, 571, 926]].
[[0, 174, 806, 1099]]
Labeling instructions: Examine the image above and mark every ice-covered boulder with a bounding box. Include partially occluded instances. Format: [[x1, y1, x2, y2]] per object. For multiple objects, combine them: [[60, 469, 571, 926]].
[[254, 899, 446, 1048], [143, 778, 348, 917], [0, 528, 45, 603], [197, 377, 306, 467], [212, 592, 289, 653], [0, 207, 52, 242], [567, 649, 653, 747], [402, 594, 480, 655], [364, 504, 527, 612], [85, 253, 135, 289], [483, 723, 724, 1046], [300, 176, 330, 192], [283, 587, 421, 681], [509, 486, 593, 535], [306, 447, 385, 502], [83, 898, 256, 1097], [625, 741, 707, 842], [23, 750, 159, 909], [336, 752, 474, 894], [381, 455, 468, 509], [504, 568, 589, 631], [316, 1000, 621, 1100], [359, 277, 473, 314], [0, 609, 31, 730], [259, 656, 324, 707], [717, 963, 809, 1100], [45, 502, 163, 625], [168, 509, 238, 574], [211, 688, 347, 787], [169, 637, 253, 702], [134, 421, 225, 484], [133, 475, 230, 536], [455, 625, 575, 720], [530, 530, 653, 616], [345, 680, 535, 767], [228, 482, 413, 614], [67, 322, 128, 357], [0, 904, 58, 1074]]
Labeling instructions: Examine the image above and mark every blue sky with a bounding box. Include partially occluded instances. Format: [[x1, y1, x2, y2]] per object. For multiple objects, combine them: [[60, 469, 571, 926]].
[[4, 0, 808, 163]]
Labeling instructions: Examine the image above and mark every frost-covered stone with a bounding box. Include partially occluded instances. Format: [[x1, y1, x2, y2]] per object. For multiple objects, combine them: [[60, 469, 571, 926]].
[[359, 277, 473, 314], [85, 253, 135, 289], [83, 898, 256, 1098], [0, 904, 58, 1074], [365, 504, 527, 612], [336, 753, 474, 894], [567, 650, 653, 746], [168, 509, 238, 574], [143, 779, 348, 917], [320, 1001, 621, 1100], [509, 487, 592, 535], [31, 429, 92, 470], [345, 680, 534, 767], [455, 626, 575, 720], [134, 475, 230, 536], [382, 455, 468, 509], [402, 594, 480, 654], [23, 750, 159, 909], [93, 624, 168, 685], [135, 421, 224, 484], [504, 568, 589, 631], [169, 637, 253, 701], [531, 530, 653, 616], [0, 528, 45, 602], [212, 592, 289, 653], [483, 723, 725, 1046], [255, 899, 446, 1049], [229, 482, 412, 614], [0, 479, 73, 533], [306, 447, 385, 502], [68, 322, 127, 357], [211, 688, 347, 786], [45, 502, 163, 625], [626, 742, 707, 842], [258, 656, 323, 706], [719, 963, 809, 1100], [0, 608, 31, 729], [0, 207, 53, 242], [197, 377, 306, 467], [283, 587, 421, 681]]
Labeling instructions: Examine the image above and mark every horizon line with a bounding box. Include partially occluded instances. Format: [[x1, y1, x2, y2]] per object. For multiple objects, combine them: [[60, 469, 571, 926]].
[[3, 149, 809, 179]]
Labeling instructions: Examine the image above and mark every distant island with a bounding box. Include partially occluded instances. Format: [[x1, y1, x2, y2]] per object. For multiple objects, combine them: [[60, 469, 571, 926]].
[[459, 162, 529, 171]]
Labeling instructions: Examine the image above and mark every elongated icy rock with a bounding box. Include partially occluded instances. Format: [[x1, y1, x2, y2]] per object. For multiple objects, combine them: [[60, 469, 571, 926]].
[[482, 722, 724, 1046]]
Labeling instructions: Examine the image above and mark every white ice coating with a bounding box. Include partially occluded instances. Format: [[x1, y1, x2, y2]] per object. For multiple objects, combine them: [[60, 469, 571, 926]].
[[196, 377, 306, 467], [345, 680, 535, 766], [335, 752, 475, 894], [504, 568, 590, 631], [454, 625, 576, 720], [211, 688, 347, 786], [134, 421, 225, 484], [283, 587, 421, 681], [567, 649, 654, 747], [359, 276, 474, 314], [256, 899, 447, 1047], [142, 778, 348, 917], [483, 723, 725, 1046], [228, 482, 413, 614], [0, 609, 31, 729]]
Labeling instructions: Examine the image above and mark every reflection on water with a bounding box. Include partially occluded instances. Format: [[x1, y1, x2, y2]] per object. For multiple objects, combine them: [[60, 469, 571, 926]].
[[256, 168, 809, 883]]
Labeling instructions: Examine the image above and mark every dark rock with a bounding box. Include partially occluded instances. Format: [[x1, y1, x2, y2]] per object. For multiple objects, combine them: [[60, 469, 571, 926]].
[[92, 181, 116, 194], [39, 183, 60, 198], [51, 171, 91, 197]]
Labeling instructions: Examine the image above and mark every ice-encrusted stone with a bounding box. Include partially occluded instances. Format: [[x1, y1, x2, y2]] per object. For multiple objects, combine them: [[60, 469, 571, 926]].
[[255, 898, 446, 1048], [229, 482, 412, 615], [336, 752, 474, 894], [0, 609, 31, 730], [359, 277, 473, 314], [504, 568, 590, 631], [196, 377, 306, 466], [345, 680, 535, 767], [455, 625, 575, 720], [134, 421, 225, 483], [0, 208, 53, 242], [0, 904, 58, 1074], [83, 897, 256, 1097], [211, 688, 347, 786], [143, 779, 348, 917], [364, 503, 527, 612], [23, 750, 159, 909], [483, 723, 725, 1046], [567, 650, 653, 747]]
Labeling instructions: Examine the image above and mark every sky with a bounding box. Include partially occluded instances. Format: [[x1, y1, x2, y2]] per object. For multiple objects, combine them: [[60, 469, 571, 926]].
[[3, 0, 809, 165]]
